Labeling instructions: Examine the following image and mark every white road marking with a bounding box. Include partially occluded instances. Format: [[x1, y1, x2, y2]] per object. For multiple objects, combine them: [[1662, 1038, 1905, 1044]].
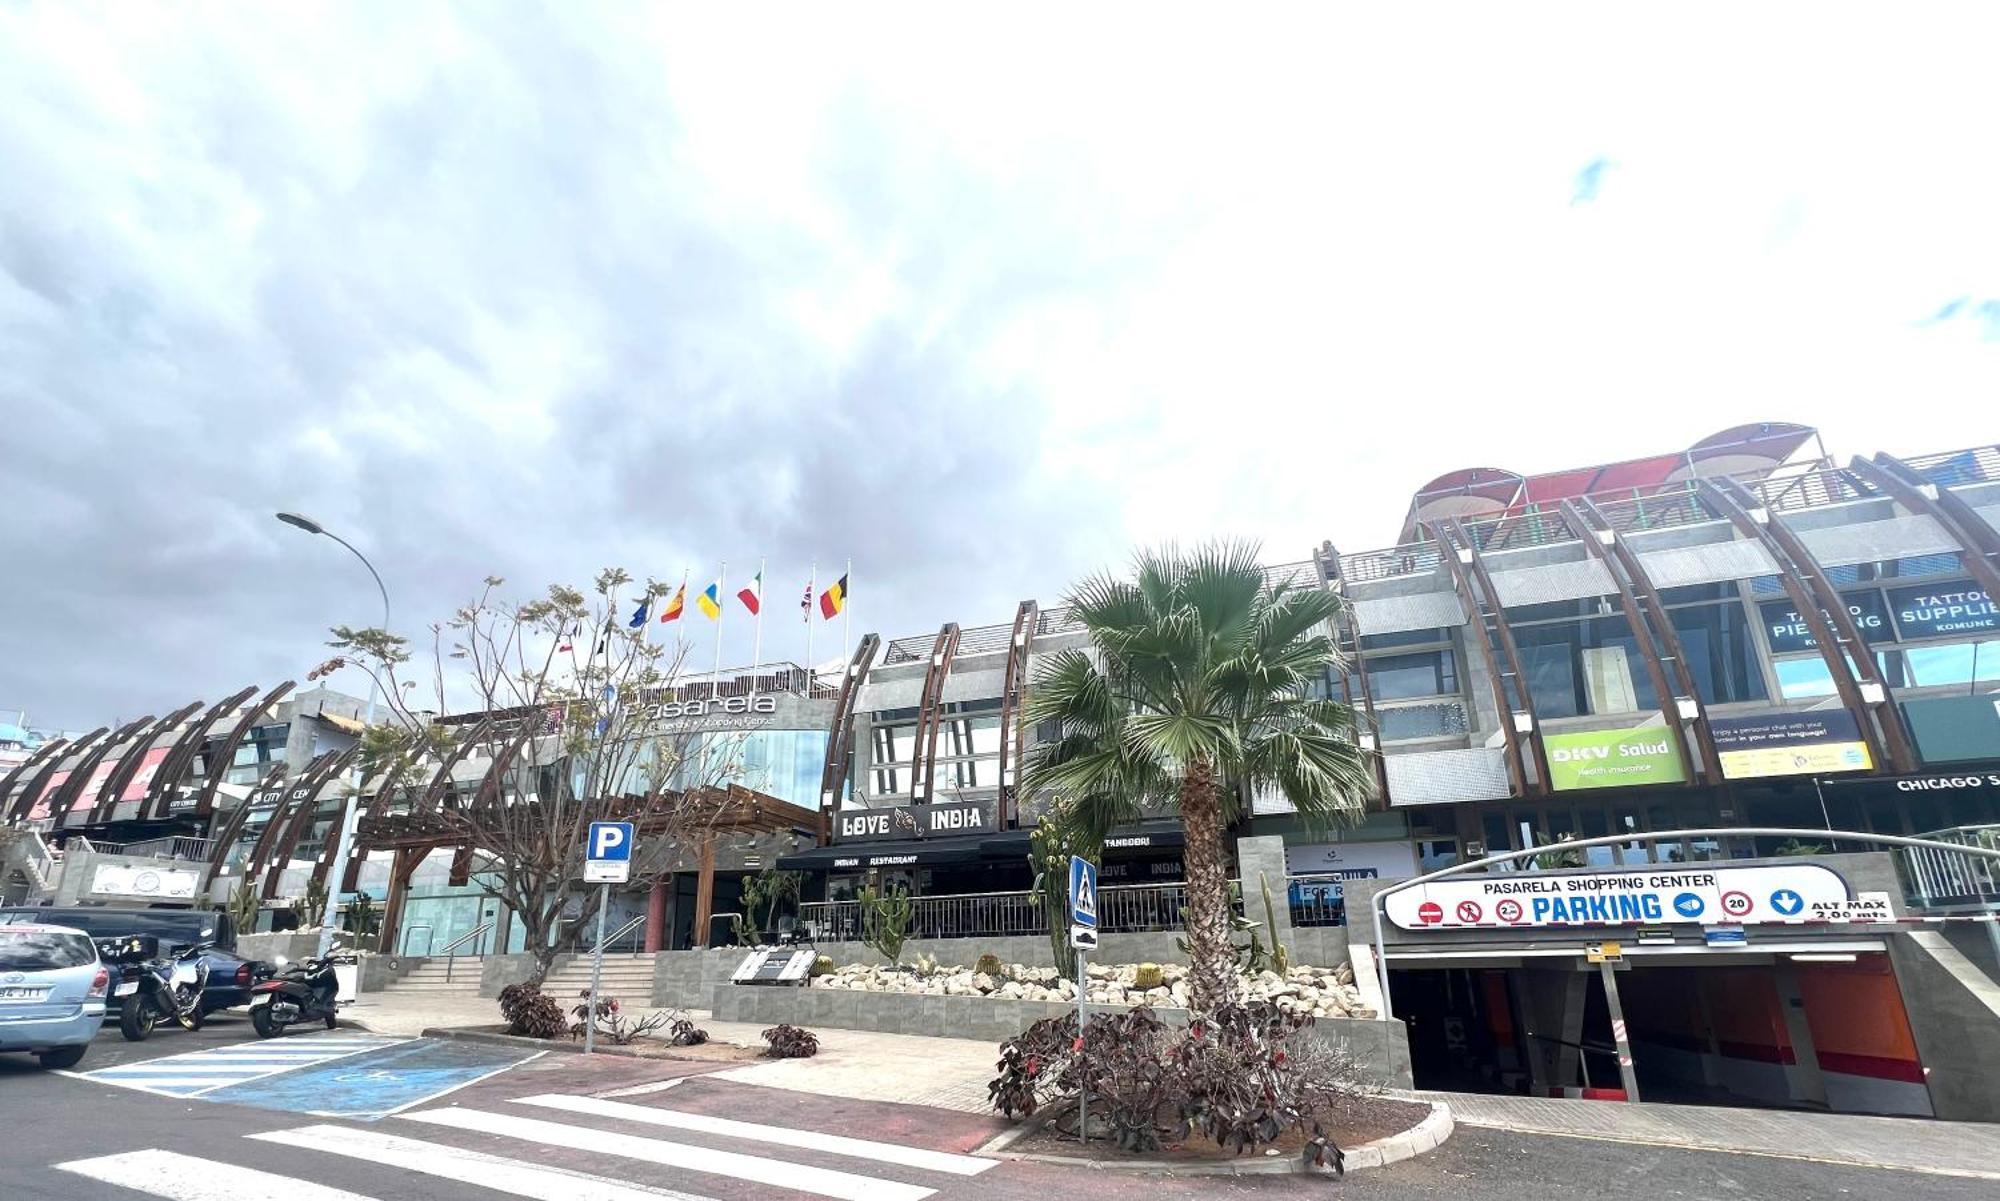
[[514, 1094, 997, 1176], [75, 1035, 413, 1097], [597, 1077, 687, 1099], [252, 1124, 722, 1201], [56, 1148, 381, 1201], [398, 1108, 935, 1201]]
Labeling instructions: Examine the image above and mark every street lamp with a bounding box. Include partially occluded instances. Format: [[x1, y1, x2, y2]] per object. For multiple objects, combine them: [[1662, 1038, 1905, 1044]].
[[275, 511, 391, 957]]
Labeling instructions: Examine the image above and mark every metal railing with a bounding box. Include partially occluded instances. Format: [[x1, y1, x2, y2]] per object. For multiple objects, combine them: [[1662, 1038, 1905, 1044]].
[[438, 922, 494, 983], [590, 912, 649, 954], [1900, 825, 2000, 911], [1901, 444, 2000, 486], [1286, 874, 1351, 928], [799, 879, 1249, 943], [18, 831, 58, 898], [116, 835, 214, 862]]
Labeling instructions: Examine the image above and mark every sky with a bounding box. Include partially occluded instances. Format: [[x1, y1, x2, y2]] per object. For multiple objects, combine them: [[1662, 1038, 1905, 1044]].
[[4, 3, 1999, 730]]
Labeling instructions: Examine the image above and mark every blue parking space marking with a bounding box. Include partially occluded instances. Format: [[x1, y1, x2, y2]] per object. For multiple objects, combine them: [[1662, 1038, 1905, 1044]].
[[72, 1034, 411, 1098], [202, 1036, 541, 1119]]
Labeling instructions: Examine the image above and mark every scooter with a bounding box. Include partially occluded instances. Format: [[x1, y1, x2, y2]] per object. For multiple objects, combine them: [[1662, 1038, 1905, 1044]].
[[248, 951, 349, 1037], [97, 935, 212, 1041]]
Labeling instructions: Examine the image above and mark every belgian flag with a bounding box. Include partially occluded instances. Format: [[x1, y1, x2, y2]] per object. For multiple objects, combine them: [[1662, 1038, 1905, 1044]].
[[818, 572, 848, 620]]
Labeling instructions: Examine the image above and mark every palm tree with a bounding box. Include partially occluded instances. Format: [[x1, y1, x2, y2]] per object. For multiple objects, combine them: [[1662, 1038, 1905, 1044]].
[[1021, 541, 1373, 1014]]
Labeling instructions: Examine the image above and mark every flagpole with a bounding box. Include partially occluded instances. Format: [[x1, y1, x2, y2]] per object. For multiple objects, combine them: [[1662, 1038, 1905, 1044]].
[[805, 559, 817, 695], [842, 557, 852, 667], [750, 556, 766, 681], [711, 561, 728, 700]]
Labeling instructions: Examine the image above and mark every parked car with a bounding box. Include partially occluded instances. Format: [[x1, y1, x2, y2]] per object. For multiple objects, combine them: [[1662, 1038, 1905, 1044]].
[[0, 923, 109, 1068], [0, 908, 263, 1015]]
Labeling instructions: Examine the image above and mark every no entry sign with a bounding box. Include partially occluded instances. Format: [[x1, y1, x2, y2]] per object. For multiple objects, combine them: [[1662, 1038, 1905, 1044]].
[[1386, 862, 1862, 930]]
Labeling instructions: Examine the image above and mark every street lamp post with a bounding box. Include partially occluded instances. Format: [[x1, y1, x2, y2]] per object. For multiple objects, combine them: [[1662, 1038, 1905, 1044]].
[[276, 512, 389, 958]]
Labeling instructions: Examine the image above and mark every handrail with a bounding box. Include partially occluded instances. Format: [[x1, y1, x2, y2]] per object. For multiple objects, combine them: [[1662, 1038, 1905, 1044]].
[[595, 912, 647, 954], [440, 922, 493, 984]]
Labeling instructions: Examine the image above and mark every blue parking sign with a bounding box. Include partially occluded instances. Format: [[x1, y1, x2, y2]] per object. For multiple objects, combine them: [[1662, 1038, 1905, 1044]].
[[586, 821, 634, 883], [1069, 855, 1098, 929]]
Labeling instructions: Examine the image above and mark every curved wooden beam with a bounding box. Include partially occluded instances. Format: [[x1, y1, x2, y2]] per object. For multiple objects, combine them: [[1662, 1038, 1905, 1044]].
[[203, 763, 291, 885], [259, 747, 361, 900], [195, 681, 296, 819], [1, 737, 71, 825], [1700, 479, 1909, 773], [93, 701, 204, 822], [1314, 542, 1391, 809], [817, 633, 881, 837], [1439, 520, 1545, 795], [235, 752, 332, 890], [1852, 455, 2000, 602], [143, 685, 259, 821], [317, 733, 425, 895], [1573, 498, 1725, 783], [996, 600, 1039, 826], [9, 729, 107, 825], [46, 716, 154, 828], [415, 718, 495, 815], [1556, 502, 1705, 785], [913, 623, 963, 804]]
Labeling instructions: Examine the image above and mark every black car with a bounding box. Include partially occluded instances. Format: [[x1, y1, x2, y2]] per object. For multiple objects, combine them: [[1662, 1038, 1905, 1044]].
[[0, 907, 264, 1014]]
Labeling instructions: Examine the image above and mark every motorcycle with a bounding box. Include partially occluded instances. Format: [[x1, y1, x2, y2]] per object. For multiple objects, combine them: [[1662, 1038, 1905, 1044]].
[[97, 935, 212, 1041], [248, 950, 349, 1038]]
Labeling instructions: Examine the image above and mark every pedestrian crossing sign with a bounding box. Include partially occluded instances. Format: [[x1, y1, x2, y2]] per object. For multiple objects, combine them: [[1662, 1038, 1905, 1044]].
[[1069, 855, 1098, 929]]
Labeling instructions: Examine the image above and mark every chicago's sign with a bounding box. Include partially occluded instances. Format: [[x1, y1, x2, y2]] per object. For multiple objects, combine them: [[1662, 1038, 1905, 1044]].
[[1386, 862, 1862, 930]]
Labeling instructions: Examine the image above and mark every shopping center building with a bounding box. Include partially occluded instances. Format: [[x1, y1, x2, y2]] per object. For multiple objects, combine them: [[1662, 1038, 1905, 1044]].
[[4, 421, 1997, 1118]]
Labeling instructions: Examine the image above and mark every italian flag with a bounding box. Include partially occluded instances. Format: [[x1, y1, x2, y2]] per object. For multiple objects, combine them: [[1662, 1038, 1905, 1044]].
[[737, 569, 763, 615]]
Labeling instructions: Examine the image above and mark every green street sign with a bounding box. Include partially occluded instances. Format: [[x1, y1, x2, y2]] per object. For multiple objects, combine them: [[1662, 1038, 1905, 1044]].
[[1544, 725, 1687, 792]]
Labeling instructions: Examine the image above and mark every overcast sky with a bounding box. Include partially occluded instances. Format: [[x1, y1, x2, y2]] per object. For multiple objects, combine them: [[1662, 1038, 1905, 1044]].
[[5, 4, 1999, 730]]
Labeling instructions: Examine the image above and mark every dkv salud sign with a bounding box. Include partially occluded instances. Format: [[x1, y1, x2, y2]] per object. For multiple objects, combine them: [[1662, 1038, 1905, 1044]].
[[1386, 862, 1860, 930]]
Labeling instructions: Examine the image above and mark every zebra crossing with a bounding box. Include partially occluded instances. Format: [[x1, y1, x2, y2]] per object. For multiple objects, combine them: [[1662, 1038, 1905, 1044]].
[[67, 1034, 411, 1097], [53, 1086, 1003, 1201]]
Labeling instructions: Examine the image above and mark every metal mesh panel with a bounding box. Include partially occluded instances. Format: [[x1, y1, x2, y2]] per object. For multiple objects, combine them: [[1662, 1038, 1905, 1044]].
[[1351, 591, 1467, 637], [1383, 747, 1513, 805], [1796, 513, 1963, 568], [1487, 559, 1618, 608], [1633, 539, 1780, 589]]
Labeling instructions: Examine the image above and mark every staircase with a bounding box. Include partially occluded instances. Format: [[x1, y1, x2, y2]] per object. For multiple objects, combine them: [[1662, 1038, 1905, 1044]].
[[381, 957, 487, 993], [537, 952, 659, 1006]]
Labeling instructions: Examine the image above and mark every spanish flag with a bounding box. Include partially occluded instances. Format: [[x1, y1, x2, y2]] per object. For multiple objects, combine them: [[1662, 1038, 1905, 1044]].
[[697, 580, 723, 620], [818, 572, 847, 619], [658, 584, 685, 623]]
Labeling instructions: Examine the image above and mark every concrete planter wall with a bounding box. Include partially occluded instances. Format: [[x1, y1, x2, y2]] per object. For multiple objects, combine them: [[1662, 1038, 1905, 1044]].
[[708, 983, 1413, 1087]]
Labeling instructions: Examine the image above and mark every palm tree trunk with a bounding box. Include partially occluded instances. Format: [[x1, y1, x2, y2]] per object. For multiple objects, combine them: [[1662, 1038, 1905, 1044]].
[[1179, 759, 1241, 1014]]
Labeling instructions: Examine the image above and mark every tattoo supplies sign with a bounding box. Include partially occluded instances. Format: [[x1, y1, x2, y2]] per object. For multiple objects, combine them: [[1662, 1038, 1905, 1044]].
[[1544, 726, 1687, 792], [1888, 582, 1998, 640], [1386, 862, 1856, 930], [1711, 710, 1873, 779]]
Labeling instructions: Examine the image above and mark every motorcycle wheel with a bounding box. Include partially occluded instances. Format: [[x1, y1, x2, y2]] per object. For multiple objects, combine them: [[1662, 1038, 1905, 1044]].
[[251, 1005, 282, 1038], [324, 1010, 339, 1030], [119, 996, 155, 1041], [174, 986, 203, 1031]]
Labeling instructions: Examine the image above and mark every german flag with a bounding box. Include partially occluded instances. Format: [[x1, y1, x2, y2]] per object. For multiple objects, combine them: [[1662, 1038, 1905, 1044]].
[[818, 572, 848, 619]]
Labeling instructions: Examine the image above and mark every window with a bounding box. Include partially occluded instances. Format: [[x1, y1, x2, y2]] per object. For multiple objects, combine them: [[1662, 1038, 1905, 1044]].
[[1510, 609, 1657, 718], [1669, 601, 1770, 704], [1879, 639, 2000, 689], [0, 929, 97, 970], [1359, 627, 1454, 651], [1774, 656, 1838, 700], [1367, 650, 1458, 700]]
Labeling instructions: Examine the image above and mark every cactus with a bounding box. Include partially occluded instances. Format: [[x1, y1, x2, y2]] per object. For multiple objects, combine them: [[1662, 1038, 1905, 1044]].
[[809, 954, 834, 978], [1259, 874, 1292, 976], [975, 952, 1003, 977], [858, 884, 912, 966], [1134, 962, 1164, 990]]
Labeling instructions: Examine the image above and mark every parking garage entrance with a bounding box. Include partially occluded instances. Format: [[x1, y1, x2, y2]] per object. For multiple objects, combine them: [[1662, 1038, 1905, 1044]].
[[1390, 946, 1930, 1116]]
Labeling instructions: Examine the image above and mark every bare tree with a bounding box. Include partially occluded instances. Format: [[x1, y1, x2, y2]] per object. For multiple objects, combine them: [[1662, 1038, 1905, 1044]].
[[327, 569, 744, 987]]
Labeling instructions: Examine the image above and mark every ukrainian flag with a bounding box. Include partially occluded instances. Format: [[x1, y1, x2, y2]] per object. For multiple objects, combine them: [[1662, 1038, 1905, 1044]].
[[697, 580, 723, 620]]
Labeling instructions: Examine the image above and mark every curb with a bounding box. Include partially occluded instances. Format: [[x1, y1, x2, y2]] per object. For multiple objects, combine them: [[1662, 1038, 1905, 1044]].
[[980, 1101, 1453, 1176]]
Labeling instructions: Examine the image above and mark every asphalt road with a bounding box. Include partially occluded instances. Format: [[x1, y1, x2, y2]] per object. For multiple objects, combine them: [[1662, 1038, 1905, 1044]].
[[2, 1025, 1990, 1201]]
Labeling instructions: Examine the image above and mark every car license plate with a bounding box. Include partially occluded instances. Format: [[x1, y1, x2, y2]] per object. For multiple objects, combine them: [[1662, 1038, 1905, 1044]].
[[0, 986, 51, 1001]]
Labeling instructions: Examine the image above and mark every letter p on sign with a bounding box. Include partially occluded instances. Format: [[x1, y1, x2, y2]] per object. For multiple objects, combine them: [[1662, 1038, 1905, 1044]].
[[586, 821, 635, 883]]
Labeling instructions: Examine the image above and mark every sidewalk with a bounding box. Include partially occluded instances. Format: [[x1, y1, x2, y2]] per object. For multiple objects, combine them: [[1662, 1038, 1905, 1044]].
[[343, 990, 1001, 1114], [1421, 1090, 2000, 1180]]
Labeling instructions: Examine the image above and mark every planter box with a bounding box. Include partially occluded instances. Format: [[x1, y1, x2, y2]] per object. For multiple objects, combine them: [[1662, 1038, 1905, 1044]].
[[707, 984, 1412, 1087]]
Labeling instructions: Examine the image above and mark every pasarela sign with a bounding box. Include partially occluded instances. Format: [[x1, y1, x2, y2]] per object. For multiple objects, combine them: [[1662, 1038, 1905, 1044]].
[[1385, 862, 1858, 930]]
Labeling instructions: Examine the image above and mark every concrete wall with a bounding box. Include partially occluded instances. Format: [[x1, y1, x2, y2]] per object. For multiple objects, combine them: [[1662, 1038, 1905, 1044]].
[[51, 848, 210, 906], [478, 953, 543, 997], [655, 946, 745, 1007], [1886, 932, 2000, 1122], [708, 983, 1411, 1087], [236, 932, 322, 964]]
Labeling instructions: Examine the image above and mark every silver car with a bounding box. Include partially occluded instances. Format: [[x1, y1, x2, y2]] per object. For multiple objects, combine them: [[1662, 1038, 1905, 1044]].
[[0, 923, 108, 1069]]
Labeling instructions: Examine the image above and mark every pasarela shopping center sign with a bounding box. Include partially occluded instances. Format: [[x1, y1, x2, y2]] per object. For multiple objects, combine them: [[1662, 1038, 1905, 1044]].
[[1384, 862, 1888, 930]]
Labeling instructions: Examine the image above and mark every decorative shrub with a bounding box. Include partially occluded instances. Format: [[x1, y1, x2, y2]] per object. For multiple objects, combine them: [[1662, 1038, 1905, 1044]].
[[498, 983, 566, 1040], [987, 1000, 1356, 1172], [668, 1016, 710, 1046], [975, 952, 1004, 977], [761, 1023, 820, 1058], [1133, 963, 1164, 990]]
